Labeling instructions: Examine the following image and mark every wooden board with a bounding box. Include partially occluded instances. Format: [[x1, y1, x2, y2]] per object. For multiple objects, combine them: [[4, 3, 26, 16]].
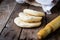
[[20, 5, 46, 40], [0, 0, 3, 3], [20, 4, 60, 40], [1, 3, 29, 40], [0, 0, 16, 33], [0, 0, 60, 40]]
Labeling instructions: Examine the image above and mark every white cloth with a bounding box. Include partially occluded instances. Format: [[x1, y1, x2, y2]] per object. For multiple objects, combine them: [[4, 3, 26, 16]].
[[35, 0, 53, 5], [35, 0, 55, 14], [41, 3, 55, 12], [16, 0, 25, 3]]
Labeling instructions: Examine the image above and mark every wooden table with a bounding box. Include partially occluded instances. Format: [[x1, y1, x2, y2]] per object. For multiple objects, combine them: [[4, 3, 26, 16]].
[[0, 0, 60, 40]]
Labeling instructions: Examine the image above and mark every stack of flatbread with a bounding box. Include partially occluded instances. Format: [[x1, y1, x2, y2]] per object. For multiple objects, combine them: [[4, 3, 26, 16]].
[[14, 9, 45, 28]]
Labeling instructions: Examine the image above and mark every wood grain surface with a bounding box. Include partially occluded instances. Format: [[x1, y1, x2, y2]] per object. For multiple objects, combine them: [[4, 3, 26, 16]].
[[0, 0, 16, 33], [0, 0, 60, 40]]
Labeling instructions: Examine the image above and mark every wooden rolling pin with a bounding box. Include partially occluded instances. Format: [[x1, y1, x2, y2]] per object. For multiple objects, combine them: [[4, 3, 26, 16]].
[[37, 15, 60, 39]]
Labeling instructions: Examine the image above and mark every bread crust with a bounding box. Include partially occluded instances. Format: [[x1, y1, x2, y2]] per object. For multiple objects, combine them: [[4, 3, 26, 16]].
[[23, 9, 45, 17], [19, 12, 42, 23], [14, 17, 41, 28]]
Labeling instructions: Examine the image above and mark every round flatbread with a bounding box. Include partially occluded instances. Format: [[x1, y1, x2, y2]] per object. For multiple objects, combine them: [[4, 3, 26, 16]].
[[19, 12, 42, 23], [23, 9, 45, 17], [14, 17, 41, 28]]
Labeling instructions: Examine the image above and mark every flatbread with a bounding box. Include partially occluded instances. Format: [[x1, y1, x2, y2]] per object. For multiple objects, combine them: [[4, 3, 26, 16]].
[[23, 9, 45, 17], [19, 12, 42, 23], [14, 17, 41, 28]]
